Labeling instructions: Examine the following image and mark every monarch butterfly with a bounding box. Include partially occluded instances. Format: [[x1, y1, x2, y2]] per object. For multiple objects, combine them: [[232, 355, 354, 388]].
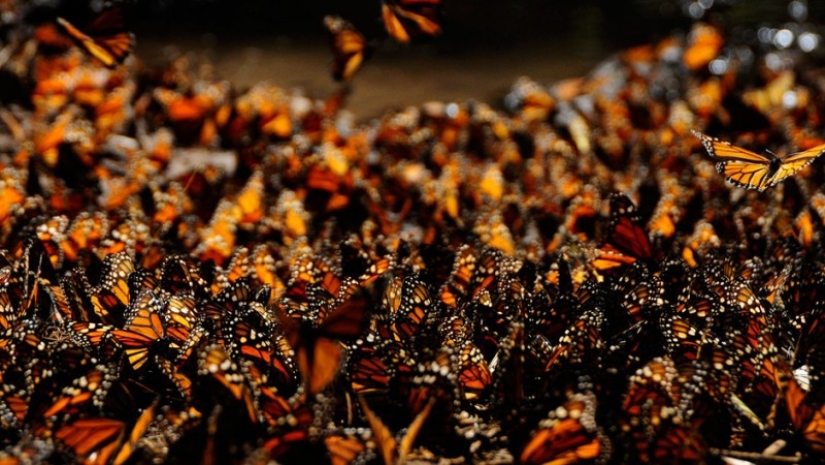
[[324, 433, 367, 465], [520, 390, 604, 465], [197, 345, 259, 423], [383, 275, 431, 340], [775, 359, 825, 453], [381, 0, 442, 44], [281, 282, 371, 395], [456, 342, 492, 403], [621, 358, 712, 463], [40, 365, 110, 418], [693, 130, 825, 191], [593, 193, 654, 272], [440, 245, 498, 308], [55, 400, 156, 465], [346, 334, 393, 395], [359, 395, 434, 465], [324, 16, 369, 82], [111, 290, 167, 371], [91, 252, 135, 325], [55, 6, 134, 68]]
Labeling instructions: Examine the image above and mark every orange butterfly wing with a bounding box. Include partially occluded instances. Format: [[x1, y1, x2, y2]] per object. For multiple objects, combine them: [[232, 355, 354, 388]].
[[770, 143, 825, 186], [381, 0, 442, 43], [325, 15, 368, 82], [359, 396, 434, 465], [56, 7, 133, 68], [111, 290, 166, 370], [694, 130, 825, 191]]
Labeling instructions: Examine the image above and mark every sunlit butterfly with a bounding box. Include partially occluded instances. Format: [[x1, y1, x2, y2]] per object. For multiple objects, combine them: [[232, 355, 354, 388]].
[[693, 130, 825, 191], [324, 15, 369, 82], [56, 6, 134, 68]]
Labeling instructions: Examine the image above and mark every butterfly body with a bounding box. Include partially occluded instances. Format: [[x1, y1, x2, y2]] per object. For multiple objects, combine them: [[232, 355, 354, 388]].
[[693, 130, 825, 191]]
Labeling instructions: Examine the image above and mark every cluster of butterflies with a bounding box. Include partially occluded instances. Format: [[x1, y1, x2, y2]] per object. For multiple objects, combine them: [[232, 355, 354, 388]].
[[1, 1, 825, 464]]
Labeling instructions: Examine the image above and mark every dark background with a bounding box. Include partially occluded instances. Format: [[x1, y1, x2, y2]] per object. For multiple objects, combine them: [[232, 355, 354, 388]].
[[120, 1, 825, 119]]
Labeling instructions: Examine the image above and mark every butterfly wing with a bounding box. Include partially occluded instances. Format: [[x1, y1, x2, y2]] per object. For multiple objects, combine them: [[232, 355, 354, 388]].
[[693, 130, 774, 190], [324, 16, 368, 82], [111, 290, 166, 371], [382, 3, 411, 43], [358, 396, 397, 465], [306, 287, 370, 395], [381, 0, 442, 43], [56, 417, 125, 461], [768, 143, 825, 187], [593, 193, 652, 271], [56, 6, 133, 68]]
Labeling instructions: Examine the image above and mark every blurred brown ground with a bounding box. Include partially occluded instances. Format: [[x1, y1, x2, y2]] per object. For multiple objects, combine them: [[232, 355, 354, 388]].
[[135, 35, 601, 121]]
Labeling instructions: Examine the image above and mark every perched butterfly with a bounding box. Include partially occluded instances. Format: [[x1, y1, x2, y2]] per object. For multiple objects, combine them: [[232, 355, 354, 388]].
[[111, 290, 169, 371], [324, 16, 369, 82], [693, 130, 825, 191], [197, 345, 259, 424], [55, 6, 134, 68], [90, 252, 135, 326], [381, 0, 442, 44], [593, 193, 654, 272], [775, 359, 825, 454], [520, 387, 605, 465]]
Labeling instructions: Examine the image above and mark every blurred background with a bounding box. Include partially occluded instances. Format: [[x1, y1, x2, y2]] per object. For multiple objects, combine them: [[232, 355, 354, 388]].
[[124, 0, 825, 119]]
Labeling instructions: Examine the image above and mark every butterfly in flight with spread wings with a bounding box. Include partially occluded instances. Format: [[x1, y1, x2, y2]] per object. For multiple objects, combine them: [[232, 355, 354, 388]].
[[56, 5, 134, 68], [381, 0, 443, 44], [324, 15, 370, 82], [693, 130, 825, 191]]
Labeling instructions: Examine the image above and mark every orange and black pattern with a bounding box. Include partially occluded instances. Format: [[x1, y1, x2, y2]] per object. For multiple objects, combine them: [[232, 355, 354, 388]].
[[1, 4, 825, 465]]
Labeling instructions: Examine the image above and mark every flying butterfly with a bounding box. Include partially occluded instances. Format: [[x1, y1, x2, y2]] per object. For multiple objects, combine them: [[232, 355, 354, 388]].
[[280, 280, 372, 396], [693, 130, 825, 191], [381, 0, 443, 44], [359, 395, 435, 465], [324, 15, 370, 82], [55, 5, 134, 68]]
